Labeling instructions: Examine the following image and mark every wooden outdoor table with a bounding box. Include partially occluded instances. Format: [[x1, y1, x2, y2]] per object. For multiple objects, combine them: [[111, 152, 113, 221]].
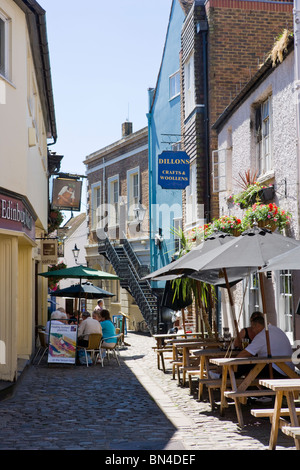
[[153, 332, 203, 372], [173, 340, 221, 385], [258, 378, 300, 450], [191, 348, 238, 406], [210, 356, 299, 427]]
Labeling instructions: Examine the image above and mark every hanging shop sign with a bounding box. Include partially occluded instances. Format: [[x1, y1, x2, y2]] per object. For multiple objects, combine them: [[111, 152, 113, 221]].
[[0, 191, 36, 240], [48, 322, 77, 364], [51, 177, 82, 211], [41, 239, 58, 265], [157, 151, 190, 190]]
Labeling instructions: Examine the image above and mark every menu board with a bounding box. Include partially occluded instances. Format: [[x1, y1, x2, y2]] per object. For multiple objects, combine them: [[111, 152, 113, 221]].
[[48, 323, 77, 364]]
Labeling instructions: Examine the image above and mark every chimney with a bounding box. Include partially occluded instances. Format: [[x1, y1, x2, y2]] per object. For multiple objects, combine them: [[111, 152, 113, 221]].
[[122, 121, 133, 138]]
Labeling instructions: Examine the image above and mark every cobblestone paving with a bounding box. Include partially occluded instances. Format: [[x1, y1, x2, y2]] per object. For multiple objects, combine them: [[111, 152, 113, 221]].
[[0, 332, 297, 451]]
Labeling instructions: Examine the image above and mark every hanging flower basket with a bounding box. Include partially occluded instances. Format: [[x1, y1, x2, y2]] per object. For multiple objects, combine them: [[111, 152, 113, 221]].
[[190, 223, 214, 243], [48, 261, 67, 291], [242, 203, 291, 233], [48, 209, 64, 233], [211, 215, 242, 236], [259, 185, 275, 203], [233, 183, 274, 209], [257, 219, 277, 232]]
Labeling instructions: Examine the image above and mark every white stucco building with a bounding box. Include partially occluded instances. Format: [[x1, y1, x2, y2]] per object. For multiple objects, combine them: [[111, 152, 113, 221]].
[[212, 35, 300, 342], [0, 0, 57, 381]]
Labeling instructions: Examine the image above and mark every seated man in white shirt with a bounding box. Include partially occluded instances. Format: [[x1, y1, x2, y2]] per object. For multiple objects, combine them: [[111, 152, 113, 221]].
[[236, 313, 294, 378], [78, 311, 102, 347]]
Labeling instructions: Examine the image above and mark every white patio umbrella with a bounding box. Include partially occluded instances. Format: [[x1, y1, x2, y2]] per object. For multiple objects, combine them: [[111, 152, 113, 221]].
[[259, 244, 300, 272], [143, 230, 243, 285], [143, 230, 249, 338], [187, 226, 300, 362]]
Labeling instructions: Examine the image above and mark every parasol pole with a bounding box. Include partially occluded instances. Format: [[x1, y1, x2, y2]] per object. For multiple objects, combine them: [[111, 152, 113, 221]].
[[181, 308, 187, 335], [223, 268, 241, 343], [259, 271, 273, 378]]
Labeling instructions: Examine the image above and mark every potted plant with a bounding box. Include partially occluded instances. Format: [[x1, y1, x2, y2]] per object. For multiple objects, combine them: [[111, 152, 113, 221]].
[[242, 203, 292, 233], [233, 182, 261, 208], [48, 209, 64, 233], [211, 215, 243, 236], [47, 261, 67, 291], [232, 169, 275, 209], [259, 184, 275, 203], [233, 182, 275, 209]]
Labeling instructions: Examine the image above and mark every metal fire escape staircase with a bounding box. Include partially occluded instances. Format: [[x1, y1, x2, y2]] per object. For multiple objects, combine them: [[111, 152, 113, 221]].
[[98, 236, 158, 333]]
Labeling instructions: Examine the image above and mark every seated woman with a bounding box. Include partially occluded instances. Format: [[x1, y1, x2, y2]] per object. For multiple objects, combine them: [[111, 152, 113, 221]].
[[233, 311, 264, 349], [99, 309, 118, 348]]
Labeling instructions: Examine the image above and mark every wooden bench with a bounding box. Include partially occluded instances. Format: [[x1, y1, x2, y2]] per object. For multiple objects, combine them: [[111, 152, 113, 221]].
[[224, 390, 276, 399], [156, 347, 173, 373], [172, 360, 183, 382], [210, 356, 299, 428], [188, 374, 247, 409], [251, 408, 300, 423], [282, 426, 300, 440]]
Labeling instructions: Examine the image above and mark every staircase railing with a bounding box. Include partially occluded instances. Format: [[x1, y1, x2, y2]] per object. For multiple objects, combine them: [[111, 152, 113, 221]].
[[99, 236, 157, 333]]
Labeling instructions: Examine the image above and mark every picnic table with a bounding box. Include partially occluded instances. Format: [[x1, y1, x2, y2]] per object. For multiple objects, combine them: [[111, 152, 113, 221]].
[[189, 348, 239, 408], [172, 340, 221, 386], [209, 356, 299, 427], [254, 378, 300, 450], [153, 332, 204, 373]]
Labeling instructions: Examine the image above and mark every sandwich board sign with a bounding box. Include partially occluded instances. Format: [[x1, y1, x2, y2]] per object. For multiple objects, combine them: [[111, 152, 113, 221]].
[[48, 322, 77, 364]]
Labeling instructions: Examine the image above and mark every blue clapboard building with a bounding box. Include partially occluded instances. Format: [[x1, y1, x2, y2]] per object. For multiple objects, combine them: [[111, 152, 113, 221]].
[[147, 0, 187, 285]]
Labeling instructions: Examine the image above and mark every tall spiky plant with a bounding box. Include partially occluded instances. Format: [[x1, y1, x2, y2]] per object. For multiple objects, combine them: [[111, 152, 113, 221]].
[[170, 227, 214, 337]]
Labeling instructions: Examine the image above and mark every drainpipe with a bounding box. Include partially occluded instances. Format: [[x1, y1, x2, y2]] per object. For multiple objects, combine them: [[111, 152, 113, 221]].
[[197, 19, 210, 222], [294, 0, 300, 239], [147, 88, 155, 272]]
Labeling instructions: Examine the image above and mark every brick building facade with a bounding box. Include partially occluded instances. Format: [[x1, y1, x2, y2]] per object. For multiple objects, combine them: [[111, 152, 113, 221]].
[[84, 124, 155, 331], [181, 0, 293, 229]]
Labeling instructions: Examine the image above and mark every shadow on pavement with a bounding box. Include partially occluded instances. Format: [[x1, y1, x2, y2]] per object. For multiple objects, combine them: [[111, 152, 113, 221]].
[[0, 355, 179, 451]]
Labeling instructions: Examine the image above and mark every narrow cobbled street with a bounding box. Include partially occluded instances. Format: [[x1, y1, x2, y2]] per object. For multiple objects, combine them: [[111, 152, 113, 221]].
[[0, 332, 296, 451]]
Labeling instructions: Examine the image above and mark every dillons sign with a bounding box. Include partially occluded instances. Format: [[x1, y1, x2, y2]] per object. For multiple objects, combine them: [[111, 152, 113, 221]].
[[157, 151, 190, 190]]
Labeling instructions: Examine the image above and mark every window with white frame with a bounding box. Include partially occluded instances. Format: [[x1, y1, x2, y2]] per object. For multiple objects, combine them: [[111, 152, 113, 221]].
[[212, 148, 227, 193], [255, 96, 272, 174], [173, 217, 182, 254], [279, 270, 293, 336], [0, 11, 11, 81], [184, 54, 195, 118], [91, 182, 101, 230], [108, 176, 119, 226], [169, 70, 180, 100], [127, 168, 139, 221]]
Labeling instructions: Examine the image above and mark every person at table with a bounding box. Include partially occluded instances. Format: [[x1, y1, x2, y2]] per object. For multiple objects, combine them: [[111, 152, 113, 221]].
[[94, 299, 104, 314], [99, 309, 118, 348], [233, 311, 264, 349], [236, 314, 294, 378], [45, 310, 68, 343], [77, 311, 102, 347], [93, 311, 101, 322], [66, 311, 77, 325]]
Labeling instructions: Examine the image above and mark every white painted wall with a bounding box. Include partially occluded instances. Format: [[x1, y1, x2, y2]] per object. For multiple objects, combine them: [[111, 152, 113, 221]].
[[0, 0, 48, 230], [217, 52, 298, 238]]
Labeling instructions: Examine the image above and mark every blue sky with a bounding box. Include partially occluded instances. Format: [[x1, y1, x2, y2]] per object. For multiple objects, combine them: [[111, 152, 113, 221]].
[[40, 0, 173, 188]]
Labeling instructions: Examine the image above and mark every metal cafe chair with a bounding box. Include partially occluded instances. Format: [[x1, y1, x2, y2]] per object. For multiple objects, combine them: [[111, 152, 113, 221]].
[[33, 330, 49, 365], [77, 333, 102, 367], [97, 334, 122, 367]]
